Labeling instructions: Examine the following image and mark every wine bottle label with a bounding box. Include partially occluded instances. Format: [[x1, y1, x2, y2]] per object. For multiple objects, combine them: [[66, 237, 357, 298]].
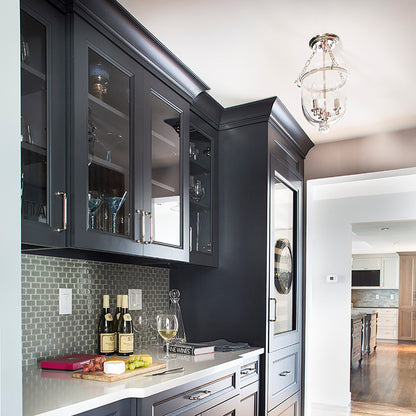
[[123, 313, 132, 321], [104, 313, 113, 321], [118, 333, 133, 353], [100, 333, 115, 353]]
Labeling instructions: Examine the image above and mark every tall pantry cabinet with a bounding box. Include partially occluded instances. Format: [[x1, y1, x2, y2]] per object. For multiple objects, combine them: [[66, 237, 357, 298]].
[[171, 97, 313, 415], [398, 252, 416, 340]]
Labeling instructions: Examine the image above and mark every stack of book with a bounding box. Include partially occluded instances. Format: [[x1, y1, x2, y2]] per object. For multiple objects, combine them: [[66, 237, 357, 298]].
[[166, 342, 215, 356]]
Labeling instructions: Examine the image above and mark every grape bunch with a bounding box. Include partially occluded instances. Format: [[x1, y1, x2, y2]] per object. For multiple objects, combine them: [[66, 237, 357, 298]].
[[126, 355, 149, 371], [82, 356, 106, 372]]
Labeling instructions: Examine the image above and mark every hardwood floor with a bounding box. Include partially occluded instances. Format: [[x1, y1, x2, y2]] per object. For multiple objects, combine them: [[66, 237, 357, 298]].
[[312, 343, 416, 415], [351, 343, 416, 409]]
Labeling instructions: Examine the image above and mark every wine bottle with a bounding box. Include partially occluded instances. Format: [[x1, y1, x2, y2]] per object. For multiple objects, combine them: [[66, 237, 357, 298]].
[[113, 294, 122, 352], [98, 294, 115, 355], [117, 294, 134, 355]]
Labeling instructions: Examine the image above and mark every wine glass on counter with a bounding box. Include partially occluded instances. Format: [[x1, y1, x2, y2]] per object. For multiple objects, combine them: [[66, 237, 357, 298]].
[[104, 190, 127, 233], [132, 310, 149, 351], [156, 313, 178, 359]]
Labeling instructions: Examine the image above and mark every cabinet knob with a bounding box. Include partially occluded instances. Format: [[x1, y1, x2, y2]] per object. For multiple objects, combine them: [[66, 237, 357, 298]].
[[279, 370, 292, 377]]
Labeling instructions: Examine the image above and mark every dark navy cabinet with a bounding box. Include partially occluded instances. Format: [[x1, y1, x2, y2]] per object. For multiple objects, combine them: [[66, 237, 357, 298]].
[[21, 0, 67, 248], [75, 399, 135, 416], [171, 98, 313, 415], [21, 0, 205, 263], [71, 16, 190, 261]]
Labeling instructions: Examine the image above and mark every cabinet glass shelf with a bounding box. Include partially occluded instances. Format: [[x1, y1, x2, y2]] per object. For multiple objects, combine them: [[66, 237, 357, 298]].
[[21, 63, 46, 96]]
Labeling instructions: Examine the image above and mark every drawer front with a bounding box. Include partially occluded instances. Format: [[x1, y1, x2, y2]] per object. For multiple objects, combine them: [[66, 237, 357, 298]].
[[268, 344, 300, 411], [377, 328, 398, 339], [239, 380, 260, 416], [240, 358, 260, 388], [201, 396, 238, 416], [377, 309, 398, 317], [153, 372, 237, 416], [379, 316, 398, 326], [268, 392, 300, 416]]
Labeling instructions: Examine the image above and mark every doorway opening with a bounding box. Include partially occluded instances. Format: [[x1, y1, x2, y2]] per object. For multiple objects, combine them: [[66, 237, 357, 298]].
[[350, 220, 416, 411], [305, 167, 416, 416]]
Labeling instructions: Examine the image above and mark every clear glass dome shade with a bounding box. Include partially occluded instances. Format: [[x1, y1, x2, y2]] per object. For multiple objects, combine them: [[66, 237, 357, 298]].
[[300, 66, 348, 132]]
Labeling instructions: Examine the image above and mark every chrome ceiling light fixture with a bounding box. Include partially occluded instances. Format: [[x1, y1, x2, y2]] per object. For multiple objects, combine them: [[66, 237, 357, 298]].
[[295, 33, 348, 132]]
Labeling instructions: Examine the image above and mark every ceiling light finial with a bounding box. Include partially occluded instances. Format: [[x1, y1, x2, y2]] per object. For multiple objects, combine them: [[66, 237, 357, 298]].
[[295, 33, 348, 132]]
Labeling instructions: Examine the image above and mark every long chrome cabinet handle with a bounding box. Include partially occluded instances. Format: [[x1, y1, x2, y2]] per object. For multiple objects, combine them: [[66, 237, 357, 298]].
[[269, 298, 277, 322], [188, 390, 211, 401], [144, 211, 153, 244], [54, 191, 67, 232], [135, 209, 144, 243], [279, 370, 292, 377]]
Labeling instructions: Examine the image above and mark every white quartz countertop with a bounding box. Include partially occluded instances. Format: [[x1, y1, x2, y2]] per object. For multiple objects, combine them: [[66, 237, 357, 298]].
[[23, 347, 264, 416]]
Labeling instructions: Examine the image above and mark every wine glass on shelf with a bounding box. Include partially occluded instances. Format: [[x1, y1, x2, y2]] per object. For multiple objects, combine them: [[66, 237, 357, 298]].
[[96, 132, 126, 163], [88, 191, 102, 229], [104, 190, 127, 233], [156, 313, 178, 359], [190, 176, 205, 202]]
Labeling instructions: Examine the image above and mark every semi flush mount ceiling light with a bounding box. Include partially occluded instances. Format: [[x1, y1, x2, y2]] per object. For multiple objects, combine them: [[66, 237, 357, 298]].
[[295, 33, 348, 132]]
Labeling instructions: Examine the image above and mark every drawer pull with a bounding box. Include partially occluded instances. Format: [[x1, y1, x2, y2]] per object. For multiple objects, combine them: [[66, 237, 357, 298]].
[[188, 390, 212, 401], [279, 370, 292, 377], [241, 367, 256, 376]]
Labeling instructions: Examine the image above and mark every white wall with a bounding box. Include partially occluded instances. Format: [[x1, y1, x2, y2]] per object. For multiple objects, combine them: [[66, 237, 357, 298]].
[[0, 0, 22, 414], [305, 167, 416, 414]]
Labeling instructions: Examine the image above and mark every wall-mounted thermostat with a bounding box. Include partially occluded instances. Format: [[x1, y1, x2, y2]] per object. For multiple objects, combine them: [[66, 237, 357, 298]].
[[326, 275, 338, 283]]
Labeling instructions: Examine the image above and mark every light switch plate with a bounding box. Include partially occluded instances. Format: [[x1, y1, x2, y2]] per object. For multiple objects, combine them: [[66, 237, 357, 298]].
[[59, 288, 72, 315], [128, 289, 142, 311]]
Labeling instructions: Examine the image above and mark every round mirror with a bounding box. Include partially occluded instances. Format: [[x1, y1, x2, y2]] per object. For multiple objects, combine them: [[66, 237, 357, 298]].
[[274, 238, 293, 294]]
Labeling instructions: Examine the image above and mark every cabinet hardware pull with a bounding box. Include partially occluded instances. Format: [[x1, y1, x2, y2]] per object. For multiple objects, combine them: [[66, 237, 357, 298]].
[[188, 390, 211, 401], [269, 298, 277, 322], [135, 209, 143, 243], [146, 211, 153, 244], [241, 367, 256, 376], [279, 370, 292, 376], [54, 191, 67, 232], [140, 211, 152, 244]]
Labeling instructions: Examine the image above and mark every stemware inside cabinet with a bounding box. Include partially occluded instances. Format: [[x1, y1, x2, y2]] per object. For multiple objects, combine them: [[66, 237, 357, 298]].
[[20, 0, 66, 248], [188, 118, 217, 265]]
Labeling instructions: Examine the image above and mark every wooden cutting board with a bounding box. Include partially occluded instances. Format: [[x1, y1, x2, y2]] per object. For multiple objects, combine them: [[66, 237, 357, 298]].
[[72, 362, 166, 382]]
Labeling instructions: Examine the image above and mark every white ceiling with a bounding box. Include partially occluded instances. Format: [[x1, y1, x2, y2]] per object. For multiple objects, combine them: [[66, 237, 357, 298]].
[[352, 220, 416, 255], [119, 0, 416, 144]]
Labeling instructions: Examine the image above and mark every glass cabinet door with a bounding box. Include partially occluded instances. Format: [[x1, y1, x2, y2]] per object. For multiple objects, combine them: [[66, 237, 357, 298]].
[[21, 2, 66, 247], [87, 49, 131, 237], [269, 169, 302, 351], [142, 75, 189, 262], [72, 16, 143, 256], [189, 117, 216, 265]]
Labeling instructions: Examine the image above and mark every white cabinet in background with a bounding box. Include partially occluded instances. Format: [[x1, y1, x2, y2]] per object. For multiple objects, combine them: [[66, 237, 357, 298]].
[[352, 256, 381, 271], [376, 308, 398, 341], [382, 256, 400, 289], [352, 254, 399, 289]]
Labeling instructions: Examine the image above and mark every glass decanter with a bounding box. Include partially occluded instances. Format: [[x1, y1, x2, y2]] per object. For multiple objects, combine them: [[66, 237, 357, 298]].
[[169, 289, 186, 343]]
